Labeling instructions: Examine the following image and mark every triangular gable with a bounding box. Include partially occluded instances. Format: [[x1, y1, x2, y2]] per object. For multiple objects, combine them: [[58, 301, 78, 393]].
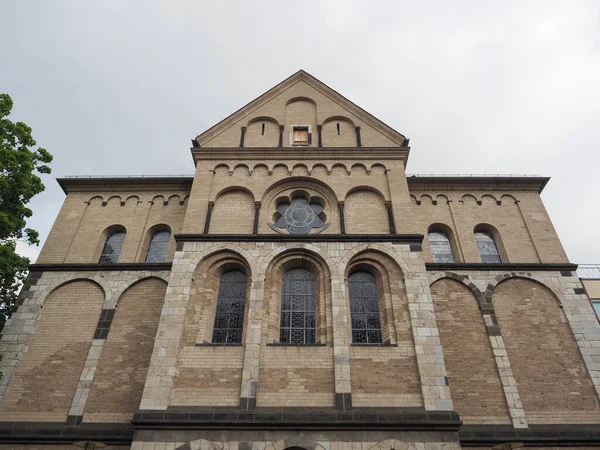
[[195, 70, 407, 147]]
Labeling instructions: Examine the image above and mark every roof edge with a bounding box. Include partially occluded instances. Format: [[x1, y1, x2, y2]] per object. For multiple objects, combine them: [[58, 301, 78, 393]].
[[56, 176, 194, 194], [407, 175, 550, 193]]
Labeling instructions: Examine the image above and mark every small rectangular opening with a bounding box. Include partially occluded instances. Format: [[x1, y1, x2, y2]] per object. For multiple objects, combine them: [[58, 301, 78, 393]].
[[293, 127, 309, 146]]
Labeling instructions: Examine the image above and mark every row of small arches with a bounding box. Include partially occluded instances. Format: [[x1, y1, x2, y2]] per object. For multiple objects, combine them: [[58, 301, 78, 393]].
[[213, 183, 387, 203], [85, 194, 189, 206], [411, 193, 518, 205], [213, 162, 388, 176], [99, 224, 172, 264]]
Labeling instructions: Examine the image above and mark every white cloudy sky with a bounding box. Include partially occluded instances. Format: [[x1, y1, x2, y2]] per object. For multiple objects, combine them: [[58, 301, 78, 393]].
[[1, 1, 599, 264]]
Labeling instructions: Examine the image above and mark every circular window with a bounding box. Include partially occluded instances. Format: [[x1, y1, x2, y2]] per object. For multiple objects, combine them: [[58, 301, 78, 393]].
[[273, 197, 327, 234]]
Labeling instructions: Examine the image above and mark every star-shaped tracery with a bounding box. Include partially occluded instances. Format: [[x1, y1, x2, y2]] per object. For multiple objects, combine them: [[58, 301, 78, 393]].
[[271, 196, 328, 235]]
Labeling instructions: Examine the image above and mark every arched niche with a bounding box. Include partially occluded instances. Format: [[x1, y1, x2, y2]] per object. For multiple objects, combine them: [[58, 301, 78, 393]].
[[84, 277, 167, 422], [0, 280, 104, 420], [322, 116, 356, 147], [493, 277, 600, 423], [344, 187, 388, 234], [431, 277, 510, 423], [245, 116, 280, 147], [210, 188, 255, 234], [284, 97, 317, 147]]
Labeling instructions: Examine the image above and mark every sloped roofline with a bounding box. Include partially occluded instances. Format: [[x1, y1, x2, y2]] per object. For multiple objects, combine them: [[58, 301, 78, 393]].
[[194, 69, 407, 146]]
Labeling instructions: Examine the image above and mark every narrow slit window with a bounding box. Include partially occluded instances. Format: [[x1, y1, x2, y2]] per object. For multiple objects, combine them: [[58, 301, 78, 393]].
[[349, 271, 383, 344], [99, 230, 126, 264], [280, 268, 316, 344], [145, 229, 171, 262], [475, 231, 502, 263], [336, 123, 340, 135], [261, 123, 265, 135], [429, 231, 455, 263], [293, 127, 309, 145], [212, 270, 247, 344]]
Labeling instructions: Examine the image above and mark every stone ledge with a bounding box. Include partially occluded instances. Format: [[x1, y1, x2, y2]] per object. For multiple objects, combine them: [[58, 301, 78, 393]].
[[132, 408, 462, 431], [425, 263, 578, 272], [460, 424, 600, 446], [29, 263, 173, 272], [174, 234, 424, 244], [0, 421, 133, 445]]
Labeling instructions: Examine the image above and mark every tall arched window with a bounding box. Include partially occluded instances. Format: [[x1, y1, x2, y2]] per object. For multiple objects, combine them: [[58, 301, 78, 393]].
[[212, 270, 247, 344], [429, 231, 455, 263], [349, 271, 383, 344], [145, 229, 171, 262], [99, 229, 126, 263], [475, 231, 502, 263], [280, 268, 316, 344]]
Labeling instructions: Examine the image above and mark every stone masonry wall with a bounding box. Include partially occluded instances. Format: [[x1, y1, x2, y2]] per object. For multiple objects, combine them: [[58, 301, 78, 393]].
[[36, 190, 188, 264], [493, 278, 600, 424], [84, 277, 167, 422], [0, 269, 170, 423], [428, 269, 600, 427], [431, 278, 510, 424], [0, 280, 104, 421], [140, 241, 451, 412]]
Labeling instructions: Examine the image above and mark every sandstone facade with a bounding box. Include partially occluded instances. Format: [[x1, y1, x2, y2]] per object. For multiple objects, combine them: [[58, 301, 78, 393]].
[[1, 71, 598, 450]]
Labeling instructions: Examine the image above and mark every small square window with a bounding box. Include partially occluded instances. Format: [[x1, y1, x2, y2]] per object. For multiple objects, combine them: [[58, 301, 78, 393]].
[[293, 127, 309, 146]]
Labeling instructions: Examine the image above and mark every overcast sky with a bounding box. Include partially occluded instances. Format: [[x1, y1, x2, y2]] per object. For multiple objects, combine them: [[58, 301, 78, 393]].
[[1, 1, 599, 264]]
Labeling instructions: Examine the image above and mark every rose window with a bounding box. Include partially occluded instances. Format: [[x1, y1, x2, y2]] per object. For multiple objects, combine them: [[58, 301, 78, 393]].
[[271, 197, 328, 235]]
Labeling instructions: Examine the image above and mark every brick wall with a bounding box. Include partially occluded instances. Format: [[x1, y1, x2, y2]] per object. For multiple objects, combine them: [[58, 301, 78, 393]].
[[210, 190, 255, 234], [83, 278, 166, 422], [493, 278, 600, 424], [257, 346, 335, 407], [199, 79, 399, 148], [37, 191, 188, 264], [431, 278, 511, 424], [0, 281, 104, 421], [344, 189, 389, 234]]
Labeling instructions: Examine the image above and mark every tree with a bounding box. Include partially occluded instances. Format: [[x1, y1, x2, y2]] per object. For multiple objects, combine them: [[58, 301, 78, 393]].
[[0, 93, 52, 332]]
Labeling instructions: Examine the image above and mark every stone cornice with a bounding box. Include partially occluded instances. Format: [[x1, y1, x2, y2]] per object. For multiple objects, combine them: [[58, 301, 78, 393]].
[[174, 234, 424, 244], [407, 175, 550, 193], [132, 408, 461, 431], [191, 146, 409, 164], [56, 176, 193, 194], [29, 263, 173, 272], [426, 262, 577, 272]]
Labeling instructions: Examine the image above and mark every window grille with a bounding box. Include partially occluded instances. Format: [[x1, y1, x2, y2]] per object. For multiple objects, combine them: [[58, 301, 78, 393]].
[[349, 271, 383, 344], [429, 231, 455, 263], [475, 231, 502, 263], [145, 229, 170, 262], [212, 270, 247, 344], [99, 230, 126, 263], [280, 268, 316, 344]]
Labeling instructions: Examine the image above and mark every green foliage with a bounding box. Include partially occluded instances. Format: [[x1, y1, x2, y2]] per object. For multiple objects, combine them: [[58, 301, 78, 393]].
[[0, 93, 53, 332]]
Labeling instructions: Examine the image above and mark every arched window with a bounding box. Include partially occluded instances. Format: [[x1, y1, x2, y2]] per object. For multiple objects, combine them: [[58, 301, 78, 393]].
[[145, 229, 171, 262], [475, 231, 502, 263], [212, 270, 247, 344], [429, 231, 455, 263], [280, 268, 316, 344], [349, 271, 383, 344], [99, 229, 126, 263]]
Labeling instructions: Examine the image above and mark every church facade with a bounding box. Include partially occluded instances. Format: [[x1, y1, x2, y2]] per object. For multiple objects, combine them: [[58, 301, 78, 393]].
[[1, 71, 600, 449]]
